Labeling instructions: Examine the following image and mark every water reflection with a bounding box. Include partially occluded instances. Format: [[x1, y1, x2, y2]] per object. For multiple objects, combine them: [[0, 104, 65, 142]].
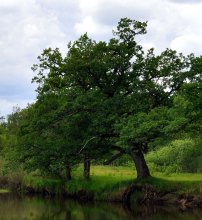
[[0, 193, 201, 220]]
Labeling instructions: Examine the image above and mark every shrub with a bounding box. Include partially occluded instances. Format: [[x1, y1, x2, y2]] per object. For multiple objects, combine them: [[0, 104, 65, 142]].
[[146, 139, 202, 173]]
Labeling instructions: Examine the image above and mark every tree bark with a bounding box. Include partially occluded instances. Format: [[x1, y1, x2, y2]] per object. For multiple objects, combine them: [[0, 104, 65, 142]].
[[84, 156, 91, 179], [129, 146, 150, 179], [65, 164, 72, 180]]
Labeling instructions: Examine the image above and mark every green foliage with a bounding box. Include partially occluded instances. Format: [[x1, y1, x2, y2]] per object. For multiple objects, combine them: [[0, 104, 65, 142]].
[[110, 154, 133, 166], [0, 108, 24, 175], [0, 117, 7, 152], [147, 139, 202, 173]]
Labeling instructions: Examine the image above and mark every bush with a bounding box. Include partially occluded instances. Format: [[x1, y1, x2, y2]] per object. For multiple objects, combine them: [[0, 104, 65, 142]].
[[146, 139, 202, 173]]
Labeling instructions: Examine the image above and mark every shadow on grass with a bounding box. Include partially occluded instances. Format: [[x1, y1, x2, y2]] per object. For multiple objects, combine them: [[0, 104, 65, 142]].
[[135, 176, 202, 194]]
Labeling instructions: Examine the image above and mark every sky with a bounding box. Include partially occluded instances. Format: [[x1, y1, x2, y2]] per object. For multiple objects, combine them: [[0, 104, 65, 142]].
[[1, 0, 202, 117]]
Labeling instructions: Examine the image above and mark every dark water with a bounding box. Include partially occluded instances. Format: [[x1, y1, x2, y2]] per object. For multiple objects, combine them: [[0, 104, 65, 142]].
[[0, 194, 202, 220]]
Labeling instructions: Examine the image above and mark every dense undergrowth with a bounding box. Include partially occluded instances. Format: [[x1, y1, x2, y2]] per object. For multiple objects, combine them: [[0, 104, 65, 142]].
[[146, 139, 202, 173]]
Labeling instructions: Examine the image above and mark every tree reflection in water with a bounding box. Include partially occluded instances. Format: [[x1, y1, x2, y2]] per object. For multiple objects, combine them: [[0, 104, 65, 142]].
[[0, 194, 201, 220]]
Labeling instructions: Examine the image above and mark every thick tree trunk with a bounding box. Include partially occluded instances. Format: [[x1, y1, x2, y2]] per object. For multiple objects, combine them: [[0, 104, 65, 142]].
[[84, 156, 91, 179], [129, 147, 150, 179], [65, 164, 72, 180]]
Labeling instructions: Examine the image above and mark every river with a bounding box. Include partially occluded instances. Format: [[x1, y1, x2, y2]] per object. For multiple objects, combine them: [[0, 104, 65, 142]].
[[0, 193, 202, 220]]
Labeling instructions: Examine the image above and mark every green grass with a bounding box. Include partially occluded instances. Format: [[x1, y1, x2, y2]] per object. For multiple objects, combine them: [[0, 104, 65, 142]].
[[21, 165, 202, 199], [22, 175, 62, 194], [0, 189, 10, 194], [71, 165, 135, 189], [147, 172, 202, 195], [69, 166, 202, 196]]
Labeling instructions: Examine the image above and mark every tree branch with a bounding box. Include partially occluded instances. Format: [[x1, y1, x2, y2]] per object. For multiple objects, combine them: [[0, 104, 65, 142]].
[[103, 151, 124, 165]]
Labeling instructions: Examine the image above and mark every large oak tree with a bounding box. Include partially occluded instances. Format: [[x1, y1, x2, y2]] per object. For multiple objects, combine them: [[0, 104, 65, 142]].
[[26, 18, 200, 179]]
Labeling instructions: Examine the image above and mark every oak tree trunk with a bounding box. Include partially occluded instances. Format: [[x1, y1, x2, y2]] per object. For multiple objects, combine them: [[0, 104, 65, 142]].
[[129, 147, 150, 179], [65, 164, 72, 180], [84, 156, 91, 179]]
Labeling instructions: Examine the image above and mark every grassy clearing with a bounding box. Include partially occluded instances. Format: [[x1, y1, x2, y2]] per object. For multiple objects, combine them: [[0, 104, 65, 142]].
[[20, 165, 202, 198], [68, 166, 202, 197]]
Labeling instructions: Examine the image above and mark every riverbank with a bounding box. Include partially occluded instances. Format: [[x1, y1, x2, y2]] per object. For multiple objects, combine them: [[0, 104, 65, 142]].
[[1, 165, 202, 208]]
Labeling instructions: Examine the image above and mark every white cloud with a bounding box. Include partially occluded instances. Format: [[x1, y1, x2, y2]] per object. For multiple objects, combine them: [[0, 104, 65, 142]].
[[0, 0, 78, 116], [0, 98, 34, 117], [168, 0, 202, 3], [75, 0, 202, 55], [1, 0, 202, 116], [75, 16, 112, 38], [171, 34, 202, 54], [75, 0, 160, 40]]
